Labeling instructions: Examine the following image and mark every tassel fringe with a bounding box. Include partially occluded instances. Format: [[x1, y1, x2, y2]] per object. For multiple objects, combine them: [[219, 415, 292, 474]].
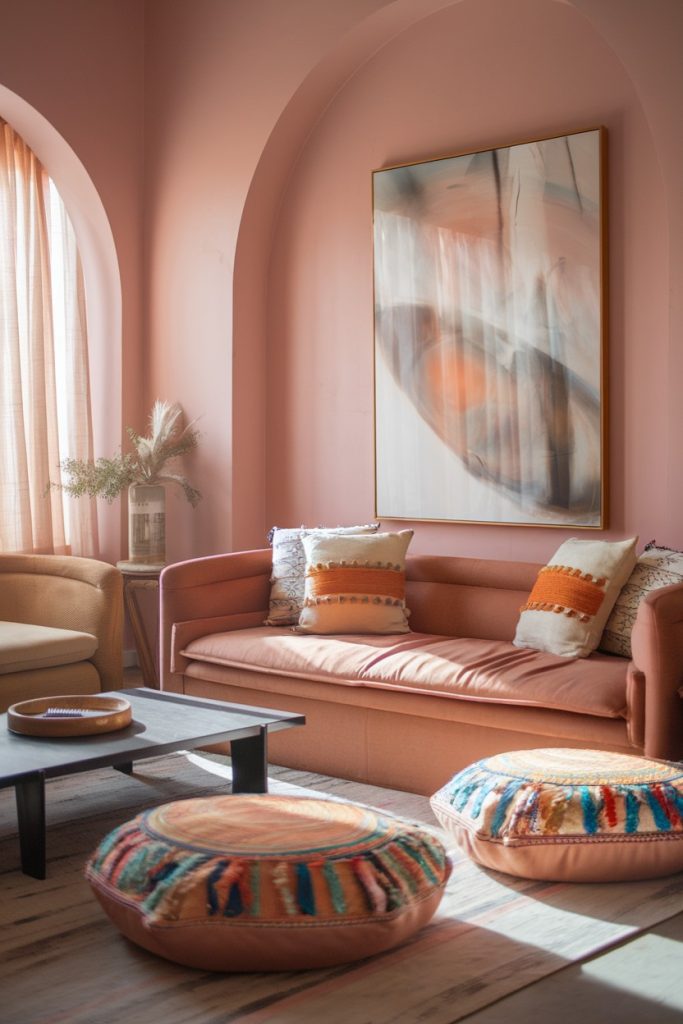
[[87, 808, 449, 925], [443, 761, 683, 840]]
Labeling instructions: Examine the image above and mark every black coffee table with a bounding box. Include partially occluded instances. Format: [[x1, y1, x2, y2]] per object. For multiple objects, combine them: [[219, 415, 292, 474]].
[[0, 688, 305, 879]]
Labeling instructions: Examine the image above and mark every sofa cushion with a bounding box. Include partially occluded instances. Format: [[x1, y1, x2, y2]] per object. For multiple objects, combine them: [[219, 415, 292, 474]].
[[0, 621, 97, 675], [601, 542, 683, 658], [265, 523, 380, 626], [182, 627, 628, 720], [182, 628, 439, 684], [514, 537, 637, 658], [357, 636, 628, 718], [298, 530, 413, 635]]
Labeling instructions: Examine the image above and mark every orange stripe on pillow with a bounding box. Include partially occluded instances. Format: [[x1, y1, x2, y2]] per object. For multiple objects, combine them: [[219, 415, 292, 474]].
[[524, 565, 606, 618], [307, 567, 405, 600]]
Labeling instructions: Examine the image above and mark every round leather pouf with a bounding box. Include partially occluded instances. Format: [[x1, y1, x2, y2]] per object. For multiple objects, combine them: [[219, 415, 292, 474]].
[[86, 794, 451, 971], [431, 748, 683, 882]]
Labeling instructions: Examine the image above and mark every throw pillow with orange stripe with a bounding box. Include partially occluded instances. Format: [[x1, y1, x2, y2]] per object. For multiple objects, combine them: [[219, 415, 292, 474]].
[[298, 530, 414, 635], [514, 537, 637, 658]]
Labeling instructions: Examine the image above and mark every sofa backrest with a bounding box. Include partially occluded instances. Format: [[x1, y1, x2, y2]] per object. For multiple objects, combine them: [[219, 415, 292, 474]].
[[162, 548, 541, 644], [405, 554, 540, 641]]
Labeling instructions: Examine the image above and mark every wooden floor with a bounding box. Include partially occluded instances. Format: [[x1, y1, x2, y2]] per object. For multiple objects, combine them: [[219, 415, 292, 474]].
[[467, 911, 683, 1022], [2, 667, 680, 1023]]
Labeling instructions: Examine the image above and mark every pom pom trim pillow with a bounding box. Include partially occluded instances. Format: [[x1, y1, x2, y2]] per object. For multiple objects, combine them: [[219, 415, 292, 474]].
[[86, 793, 451, 972], [431, 748, 683, 882], [298, 529, 414, 635], [514, 536, 637, 658], [601, 541, 683, 658], [265, 523, 379, 626]]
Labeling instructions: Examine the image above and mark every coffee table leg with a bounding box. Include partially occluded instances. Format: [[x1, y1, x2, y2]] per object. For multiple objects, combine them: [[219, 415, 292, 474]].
[[231, 726, 268, 793], [15, 774, 46, 879], [114, 762, 134, 775]]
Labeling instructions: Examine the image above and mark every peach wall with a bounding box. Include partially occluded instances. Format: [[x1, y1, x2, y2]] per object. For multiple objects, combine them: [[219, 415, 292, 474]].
[[261, 0, 680, 561], [0, 0, 680, 569], [571, 0, 683, 545], [144, 0, 395, 562], [0, 0, 145, 564]]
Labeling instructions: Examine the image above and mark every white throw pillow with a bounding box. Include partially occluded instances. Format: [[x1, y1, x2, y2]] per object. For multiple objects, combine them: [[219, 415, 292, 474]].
[[297, 530, 414, 635], [265, 523, 379, 626], [514, 537, 637, 658]]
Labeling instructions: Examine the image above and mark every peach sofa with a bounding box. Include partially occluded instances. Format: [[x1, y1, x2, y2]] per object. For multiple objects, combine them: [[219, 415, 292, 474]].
[[159, 549, 683, 796]]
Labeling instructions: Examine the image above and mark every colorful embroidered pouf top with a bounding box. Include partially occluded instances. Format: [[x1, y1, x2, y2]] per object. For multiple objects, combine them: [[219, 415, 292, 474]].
[[86, 794, 451, 972], [431, 748, 683, 882]]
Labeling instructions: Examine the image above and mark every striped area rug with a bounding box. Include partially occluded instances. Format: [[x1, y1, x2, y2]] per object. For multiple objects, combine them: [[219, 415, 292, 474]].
[[2, 752, 683, 1024]]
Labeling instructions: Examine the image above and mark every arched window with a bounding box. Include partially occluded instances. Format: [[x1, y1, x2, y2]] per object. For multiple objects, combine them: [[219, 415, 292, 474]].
[[0, 118, 98, 555]]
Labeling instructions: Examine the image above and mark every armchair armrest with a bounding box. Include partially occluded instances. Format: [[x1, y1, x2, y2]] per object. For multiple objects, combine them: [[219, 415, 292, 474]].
[[159, 549, 272, 692], [0, 554, 123, 691], [630, 580, 683, 760]]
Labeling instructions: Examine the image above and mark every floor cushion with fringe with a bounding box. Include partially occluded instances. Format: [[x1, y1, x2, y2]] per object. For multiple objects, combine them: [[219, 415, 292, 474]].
[[86, 792, 451, 971], [431, 748, 683, 882]]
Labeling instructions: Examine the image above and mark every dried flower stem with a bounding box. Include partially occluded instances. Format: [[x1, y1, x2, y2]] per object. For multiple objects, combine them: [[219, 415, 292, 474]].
[[55, 401, 201, 506]]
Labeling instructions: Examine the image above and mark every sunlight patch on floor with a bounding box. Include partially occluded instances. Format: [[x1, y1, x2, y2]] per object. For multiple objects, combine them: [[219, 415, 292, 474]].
[[581, 931, 683, 1011]]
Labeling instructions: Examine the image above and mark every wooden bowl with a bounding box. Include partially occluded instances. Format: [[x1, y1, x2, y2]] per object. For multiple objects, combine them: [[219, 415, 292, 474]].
[[7, 694, 132, 738]]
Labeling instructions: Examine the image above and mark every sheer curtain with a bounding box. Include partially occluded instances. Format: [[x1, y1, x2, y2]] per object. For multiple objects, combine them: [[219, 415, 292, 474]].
[[0, 118, 98, 556]]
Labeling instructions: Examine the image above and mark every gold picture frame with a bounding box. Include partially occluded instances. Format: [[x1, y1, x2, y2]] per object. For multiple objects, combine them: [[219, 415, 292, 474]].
[[372, 127, 608, 528]]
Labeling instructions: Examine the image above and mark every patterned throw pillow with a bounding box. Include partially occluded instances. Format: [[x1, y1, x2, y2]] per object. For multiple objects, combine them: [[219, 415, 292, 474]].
[[600, 542, 683, 658], [265, 523, 379, 626], [297, 529, 413, 635], [513, 536, 637, 658]]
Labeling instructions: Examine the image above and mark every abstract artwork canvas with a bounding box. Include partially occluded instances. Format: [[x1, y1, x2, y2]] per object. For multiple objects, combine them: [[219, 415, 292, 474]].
[[373, 128, 607, 527]]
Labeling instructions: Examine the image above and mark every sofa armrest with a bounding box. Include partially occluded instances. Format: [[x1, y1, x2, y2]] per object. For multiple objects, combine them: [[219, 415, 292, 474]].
[[159, 549, 272, 691], [0, 554, 123, 691], [630, 580, 683, 760], [170, 611, 268, 675]]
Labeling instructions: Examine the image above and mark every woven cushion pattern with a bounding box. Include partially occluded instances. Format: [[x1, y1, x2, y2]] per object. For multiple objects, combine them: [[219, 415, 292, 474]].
[[431, 748, 683, 882], [265, 524, 379, 626], [601, 542, 683, 658], [86, 794, 450, 971]]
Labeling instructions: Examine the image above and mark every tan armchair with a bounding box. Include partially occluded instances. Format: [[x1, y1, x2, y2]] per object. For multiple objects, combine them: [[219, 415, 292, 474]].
[[0, 554, 123, 712]]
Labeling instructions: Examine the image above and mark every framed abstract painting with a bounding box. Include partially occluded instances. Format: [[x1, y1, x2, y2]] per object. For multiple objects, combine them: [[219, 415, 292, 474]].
[[372, 127, 607, 528]]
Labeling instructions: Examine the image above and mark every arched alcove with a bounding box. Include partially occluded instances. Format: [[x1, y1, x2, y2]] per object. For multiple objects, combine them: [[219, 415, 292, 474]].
[[233, 0, 673, 558], [0, 84, 122, 560]]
